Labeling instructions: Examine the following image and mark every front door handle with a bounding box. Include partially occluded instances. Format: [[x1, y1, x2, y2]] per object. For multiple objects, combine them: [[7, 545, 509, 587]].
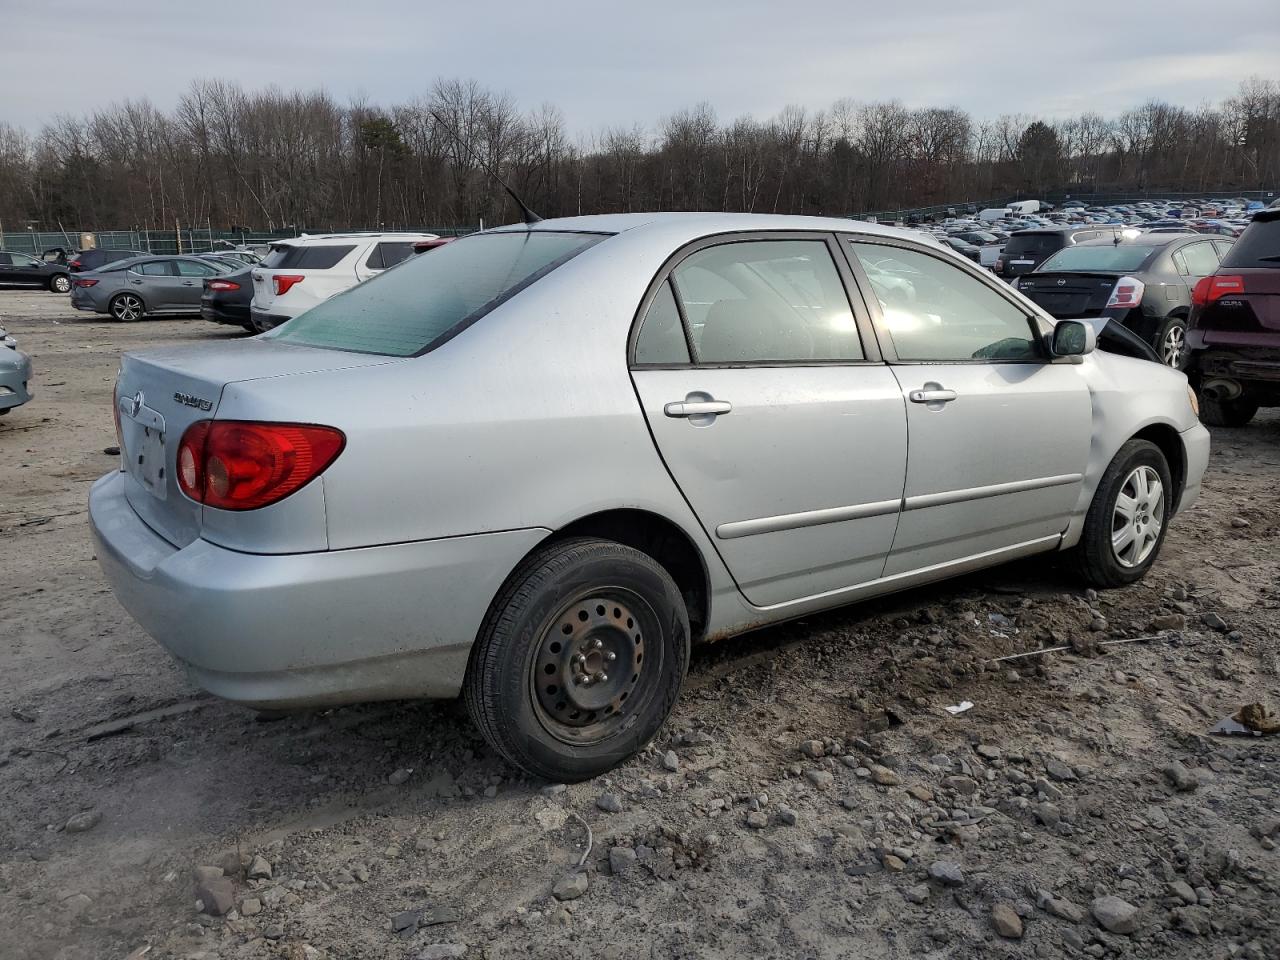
[[182, 281, 196, 286], [665, 399, 732, 418], [909, 388, 958, 404]]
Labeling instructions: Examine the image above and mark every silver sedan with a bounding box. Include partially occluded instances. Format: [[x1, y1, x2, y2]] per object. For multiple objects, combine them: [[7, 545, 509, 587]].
[[89, 213, 1209, 781], [70, 255, 233, 321]]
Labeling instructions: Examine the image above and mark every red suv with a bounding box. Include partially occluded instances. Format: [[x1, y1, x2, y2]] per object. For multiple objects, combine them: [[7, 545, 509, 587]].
[[1186, 210, 1280, 426]]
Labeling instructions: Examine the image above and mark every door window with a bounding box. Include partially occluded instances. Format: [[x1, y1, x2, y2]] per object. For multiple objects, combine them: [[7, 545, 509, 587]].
[[1180, 241, 1220, 277], [365, 242, 415, 270], [848, 242, 1040, 362], [0, 254, 11, 266], [669, 240, 863, 363], [634, 280, 691, 364], [135, 261, 174, 276], [1211, 239, 1235, 260], [175, 259, 217, 277]]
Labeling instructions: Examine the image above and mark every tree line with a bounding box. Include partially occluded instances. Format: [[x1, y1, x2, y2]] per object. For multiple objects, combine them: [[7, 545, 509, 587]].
[[0, 75, 1277, 232]]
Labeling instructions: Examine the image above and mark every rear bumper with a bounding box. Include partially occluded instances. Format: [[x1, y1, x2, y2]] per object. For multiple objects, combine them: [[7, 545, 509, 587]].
[[250, 310, 292, 331], [89, 470, 549, 708], [202, 302, 250, 325]]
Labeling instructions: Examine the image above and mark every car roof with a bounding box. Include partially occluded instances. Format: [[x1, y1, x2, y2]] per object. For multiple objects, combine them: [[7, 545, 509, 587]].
[[487, 211, 938, 248], [1074, 233, 1195, 248], [270, 232, 440, 247]]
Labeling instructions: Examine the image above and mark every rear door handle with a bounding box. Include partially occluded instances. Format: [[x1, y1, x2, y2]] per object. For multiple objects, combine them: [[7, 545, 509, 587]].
[[909, 388, 958, 404], [665, 400, 732, 418]]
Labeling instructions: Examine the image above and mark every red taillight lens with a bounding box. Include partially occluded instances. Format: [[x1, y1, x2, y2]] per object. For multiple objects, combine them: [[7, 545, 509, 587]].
[[272, 274, 304, 296], [69, 260, 82, 269], [1105, 276, 1145, 310], [176, 421, 345, 511], [74, 278, 98, 287], [207, 279, 241, 292], [1191, 274, 1245, 307]]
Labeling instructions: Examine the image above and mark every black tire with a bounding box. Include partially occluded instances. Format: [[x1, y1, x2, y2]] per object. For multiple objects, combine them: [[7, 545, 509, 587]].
[[464, 537, 689, 782], [1071, 439, 1173, 588], [1154, 316, 1188, 369], [109, 293, 145, 322], [1199, 395, 1258, 428], [49, 273, 71, 294]]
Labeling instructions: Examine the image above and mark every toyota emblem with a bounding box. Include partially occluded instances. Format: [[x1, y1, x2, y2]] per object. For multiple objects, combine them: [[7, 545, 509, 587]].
[[129, 391, 144, 417]]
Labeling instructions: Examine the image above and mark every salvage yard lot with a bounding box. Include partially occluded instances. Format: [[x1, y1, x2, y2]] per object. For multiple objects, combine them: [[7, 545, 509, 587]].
[[0, 289, 1277, 960]]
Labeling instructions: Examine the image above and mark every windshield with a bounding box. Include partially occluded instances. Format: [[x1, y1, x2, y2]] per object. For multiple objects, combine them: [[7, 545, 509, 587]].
[[1220, 216, 1279, 269], [268, 231, 605, 357], [1004, 234, 1064, 257], [1040, 244, 1154, 272]]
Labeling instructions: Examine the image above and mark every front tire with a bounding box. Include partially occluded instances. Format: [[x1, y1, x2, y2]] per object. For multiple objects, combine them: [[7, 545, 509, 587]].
[[49, 274, 71, 294], [1071, 439, 1173, 588], [464, 537, 689, 782], [109, 293, 144, 322], [1155, 316, 1187, 369], [1199, 395, 1257, 428]]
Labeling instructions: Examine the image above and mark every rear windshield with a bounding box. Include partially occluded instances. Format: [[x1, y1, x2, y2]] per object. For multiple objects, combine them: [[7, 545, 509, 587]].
[[268, 231, 605, 357], [1004, 234, 1065, 257], [1219, 217, 1280, 269], [261, 244, 356, 270], [1040, 244, 1154, 272]]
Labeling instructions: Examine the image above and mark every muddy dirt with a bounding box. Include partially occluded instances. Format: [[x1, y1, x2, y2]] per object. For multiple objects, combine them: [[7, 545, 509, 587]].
[[1, 290, 1277, 960]]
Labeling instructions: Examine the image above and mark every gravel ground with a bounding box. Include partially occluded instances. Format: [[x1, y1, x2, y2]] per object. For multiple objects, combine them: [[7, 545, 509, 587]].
[[1, 289, 1277, 960]]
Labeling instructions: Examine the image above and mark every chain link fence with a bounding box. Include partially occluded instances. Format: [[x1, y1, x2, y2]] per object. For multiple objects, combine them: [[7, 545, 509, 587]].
[[0, 225, 479, 256]]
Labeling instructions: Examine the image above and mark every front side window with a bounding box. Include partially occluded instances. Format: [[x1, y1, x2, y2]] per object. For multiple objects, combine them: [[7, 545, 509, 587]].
[[270, 231, 604, 357], [849, 242, 1040, 362], [176, 259, 218, 277], [670, 240, 863, 363]]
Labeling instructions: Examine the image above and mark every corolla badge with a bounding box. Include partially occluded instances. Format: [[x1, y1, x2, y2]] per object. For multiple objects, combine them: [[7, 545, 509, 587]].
[[173, 392, 214, 411]]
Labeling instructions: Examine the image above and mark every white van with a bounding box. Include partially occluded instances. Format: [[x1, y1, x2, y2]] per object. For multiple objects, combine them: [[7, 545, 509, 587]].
[[978, 208, 1012, 222], [250, 232, 439, 332], [1007, 200, 1043, 215]]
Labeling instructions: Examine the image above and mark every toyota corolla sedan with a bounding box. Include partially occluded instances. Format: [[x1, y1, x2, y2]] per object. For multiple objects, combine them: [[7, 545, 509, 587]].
[[90, 213, 1209, 782]]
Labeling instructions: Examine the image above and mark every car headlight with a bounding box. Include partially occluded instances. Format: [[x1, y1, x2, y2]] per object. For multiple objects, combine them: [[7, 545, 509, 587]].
[[1187, 385, 1200, 418]]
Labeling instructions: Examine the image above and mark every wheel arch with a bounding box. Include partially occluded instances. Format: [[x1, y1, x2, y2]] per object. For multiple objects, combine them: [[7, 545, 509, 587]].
[[532, 509, 710, 643], [1132, 422, 1186, 512]]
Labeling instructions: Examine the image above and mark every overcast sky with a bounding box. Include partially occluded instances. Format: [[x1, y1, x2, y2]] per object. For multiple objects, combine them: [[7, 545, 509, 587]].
[[4, 1, 1277, 136]]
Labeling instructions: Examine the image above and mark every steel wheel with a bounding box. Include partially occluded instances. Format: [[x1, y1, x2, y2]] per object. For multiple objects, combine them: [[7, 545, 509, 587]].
[[111, 294, 143, 322], [530, 590, 660, 746], [51, 274, 71, 293], [1159, 321, 1186, 368], [1111, 465, 1164, 568]]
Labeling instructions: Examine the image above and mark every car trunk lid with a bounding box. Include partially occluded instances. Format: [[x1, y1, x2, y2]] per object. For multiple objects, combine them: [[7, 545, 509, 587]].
[[1018, 271, 1121, 318], [114, 339, 394, 547]]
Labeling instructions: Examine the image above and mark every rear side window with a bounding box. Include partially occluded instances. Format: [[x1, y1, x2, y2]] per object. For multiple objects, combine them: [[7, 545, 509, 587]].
[[1180, 241, 1221, 277], [176, 259, 219, 277], [0, 254, 11, 266], [634, 281, 691, 364], [269, 231, 604, 357], [1219, 217, 1278, 269], [365, 242, 415, 270], [136, 261, 173, 276], [261, 244, 356, 270]]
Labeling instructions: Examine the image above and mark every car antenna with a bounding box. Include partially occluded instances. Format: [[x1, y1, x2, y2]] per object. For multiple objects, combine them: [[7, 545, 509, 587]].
[[429, 110, 542, 226]]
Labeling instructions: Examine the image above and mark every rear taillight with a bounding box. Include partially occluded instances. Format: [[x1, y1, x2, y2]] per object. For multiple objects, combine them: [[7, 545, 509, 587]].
[[176, 421, 345, 511], [69, 260, 82, 270], [1191, 274, 1245, 307], [207, 279, 241, 292], [1105, 276, 1145, 310], [272, 274, 304, 296], [74, 278, 98, 287]]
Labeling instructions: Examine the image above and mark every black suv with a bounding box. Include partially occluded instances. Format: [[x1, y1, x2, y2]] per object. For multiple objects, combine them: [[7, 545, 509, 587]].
[[994, 227, 1110, 280], [67, 248, 146, 272], [1015, 233, 1232, 367], [0, 251, 72, 292]]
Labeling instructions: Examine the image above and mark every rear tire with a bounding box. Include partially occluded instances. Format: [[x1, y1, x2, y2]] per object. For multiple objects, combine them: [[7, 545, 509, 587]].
[[49, 273, 71, 294], [1199, 395, 1257, 428], [109, 293, 144, 322], [464, 537, 689, 782], [1155, 316, 1188, 369], [1071, 439, 1173, 588]]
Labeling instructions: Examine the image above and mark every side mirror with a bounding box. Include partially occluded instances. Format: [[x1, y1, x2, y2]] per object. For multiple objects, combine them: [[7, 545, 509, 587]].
[[1050, 320, 1096, 358]]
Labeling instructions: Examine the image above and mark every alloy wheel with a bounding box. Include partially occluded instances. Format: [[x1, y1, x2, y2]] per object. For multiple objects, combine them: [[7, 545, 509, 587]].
[[531, 591, 659, 745], [113, 295, 142, 321], [1160, 324, 1185, 367], [1111, 465, 1164, 568], [52, 275, 71, 293]]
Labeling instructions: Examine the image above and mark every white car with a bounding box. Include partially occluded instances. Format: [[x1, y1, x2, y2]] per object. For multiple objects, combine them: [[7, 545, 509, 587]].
[[250, 232, 439, 331]]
